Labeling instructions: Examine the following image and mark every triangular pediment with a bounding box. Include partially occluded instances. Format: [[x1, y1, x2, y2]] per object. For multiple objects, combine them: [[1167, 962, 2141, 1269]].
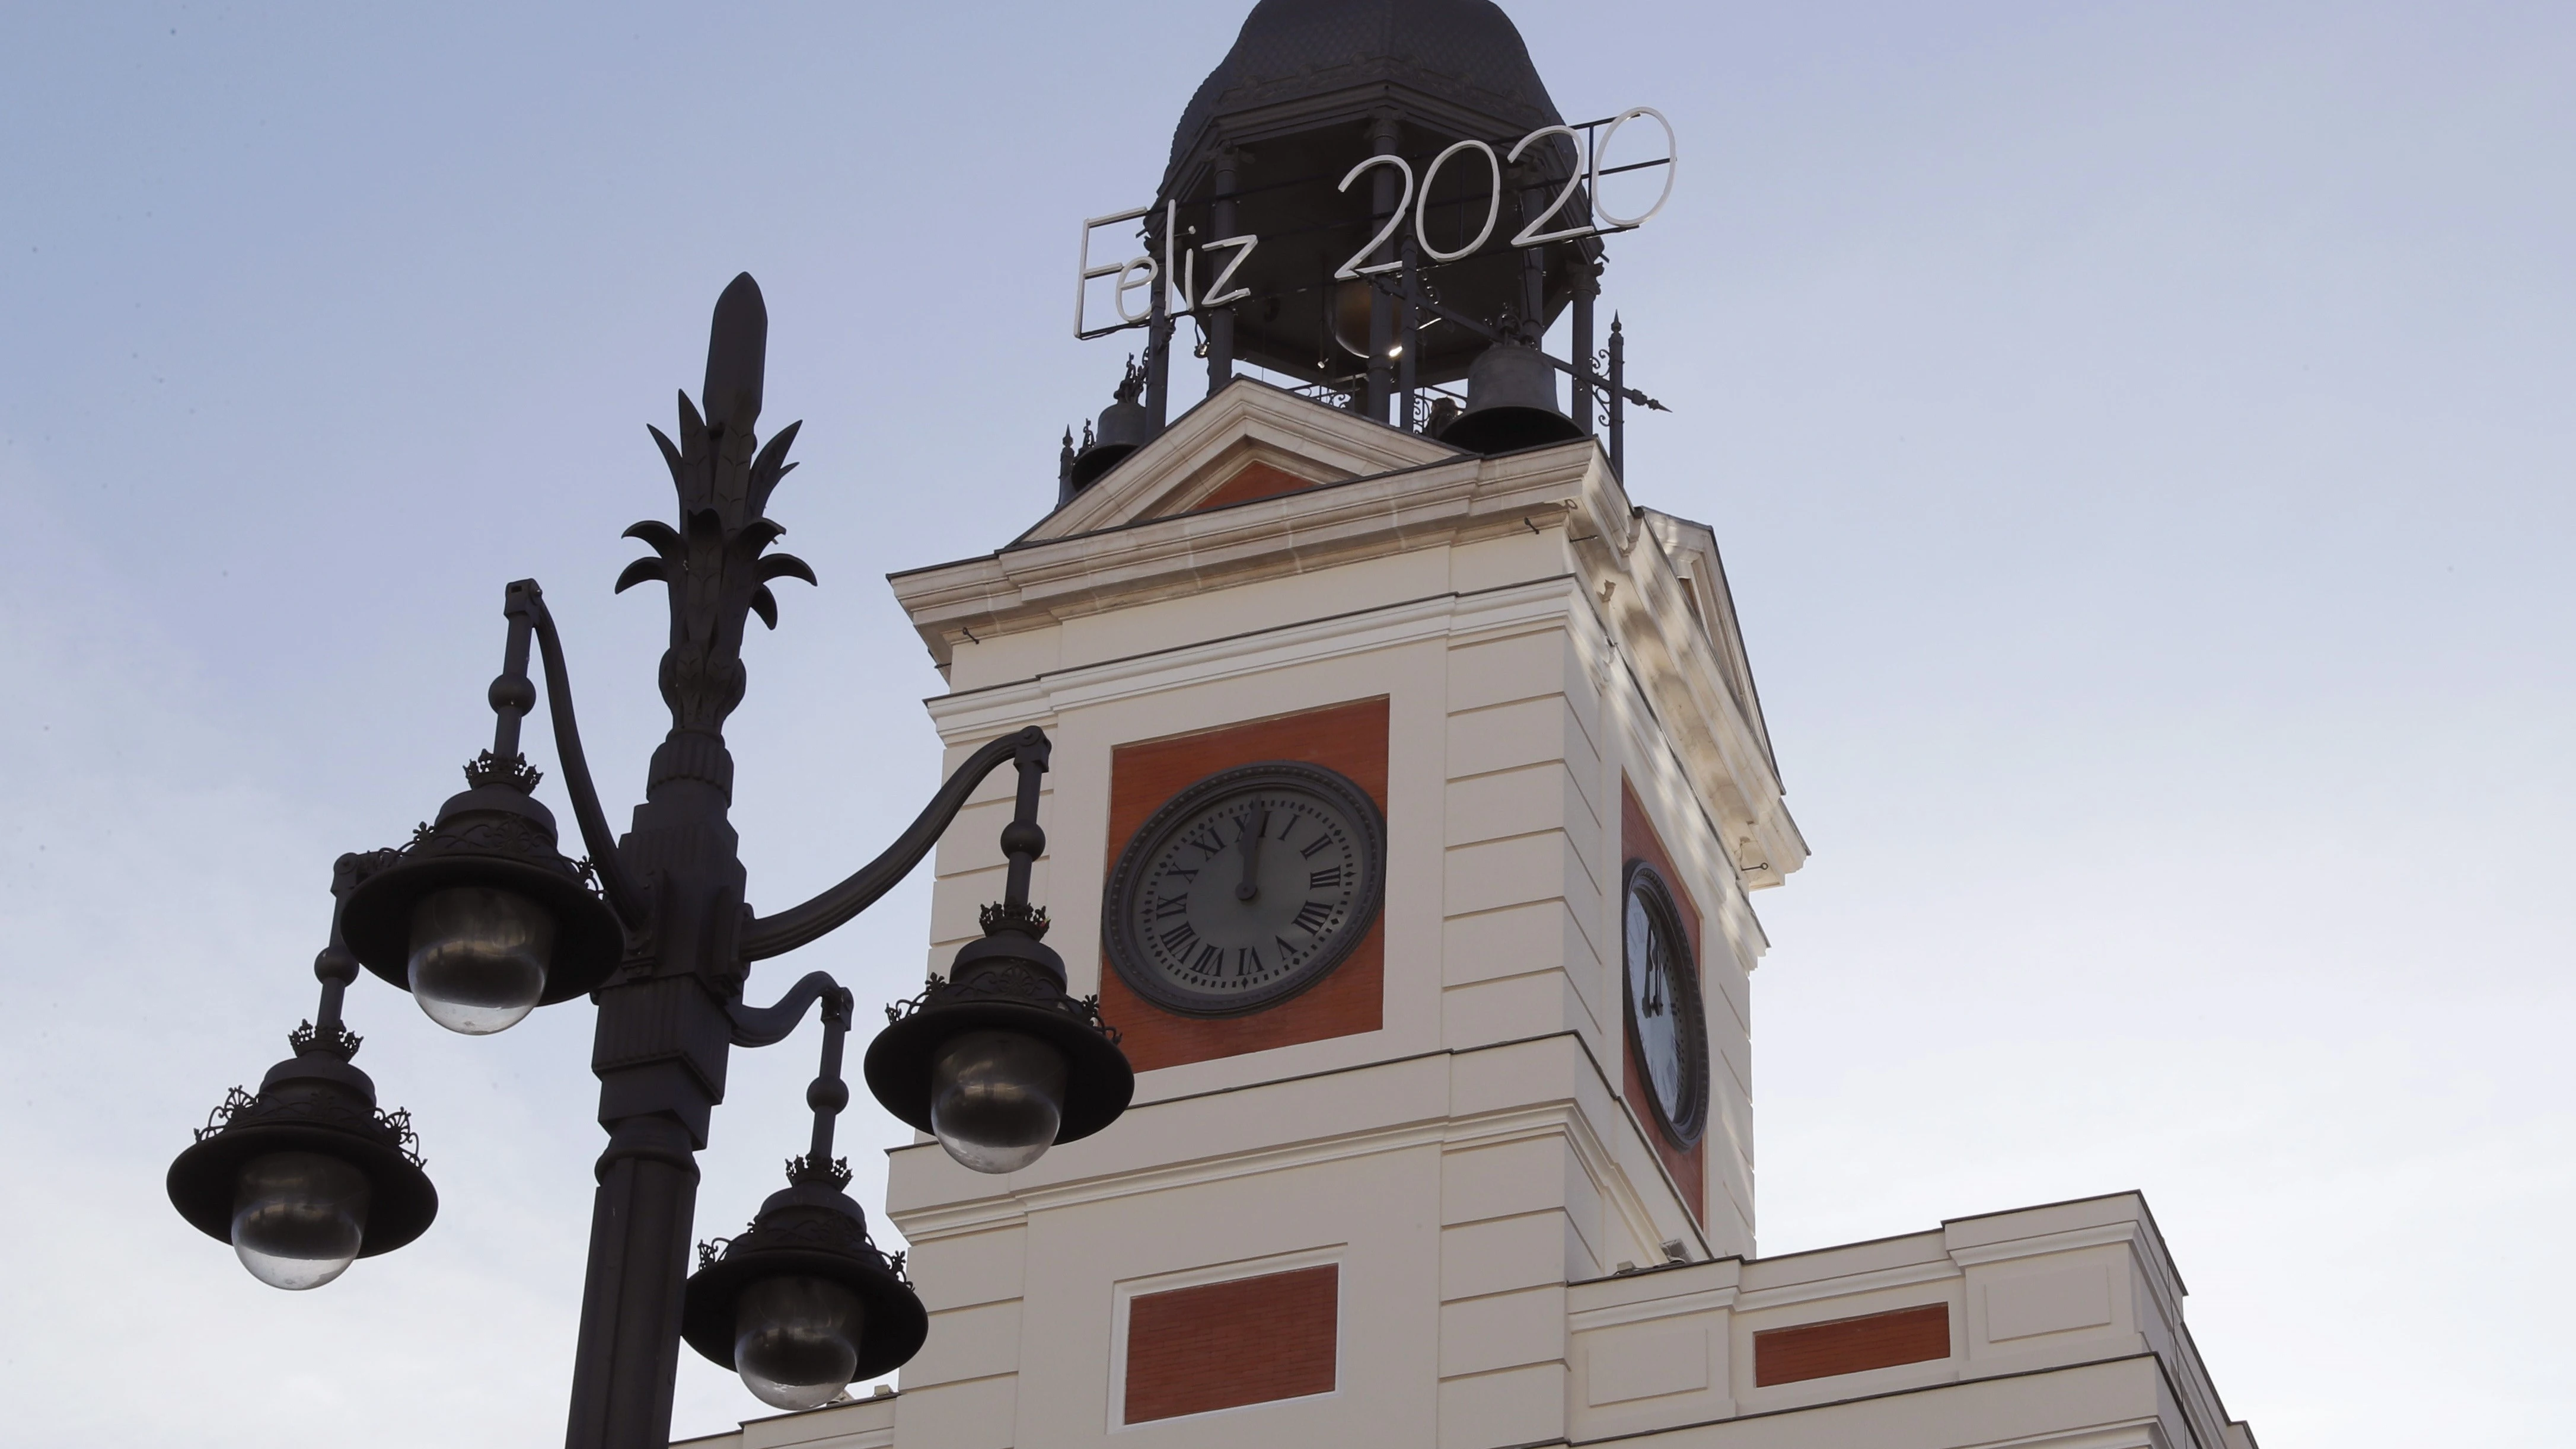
[[1021, 378, 1462, 544]]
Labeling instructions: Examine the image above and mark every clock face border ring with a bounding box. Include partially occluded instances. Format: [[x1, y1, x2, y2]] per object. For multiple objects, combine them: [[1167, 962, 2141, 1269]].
[[1102, 759, 1387, 1020], [1622, 858, 1711, 1150]]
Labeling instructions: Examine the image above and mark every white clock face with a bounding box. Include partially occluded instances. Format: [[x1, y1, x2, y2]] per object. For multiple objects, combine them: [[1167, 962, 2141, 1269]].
[[1623, 863, 1708, 1147], [1105, 762, 1384, 1016]]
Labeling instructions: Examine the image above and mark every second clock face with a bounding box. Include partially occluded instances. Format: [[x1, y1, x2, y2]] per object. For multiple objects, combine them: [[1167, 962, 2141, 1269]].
[[1104, 761, 1385, 1016], [1624, 860, 1709, 1148]]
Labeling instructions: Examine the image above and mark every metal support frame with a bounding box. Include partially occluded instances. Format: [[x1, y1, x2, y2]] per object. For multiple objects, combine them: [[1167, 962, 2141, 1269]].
[[1205, 148, 1239, 395], [1364, 113, 1400, 424], [1398, 238, 1421, 429], [1571, 259, 1598, 436], [1608, 312, 1627, 479], [1144, 208, 1173, 430]]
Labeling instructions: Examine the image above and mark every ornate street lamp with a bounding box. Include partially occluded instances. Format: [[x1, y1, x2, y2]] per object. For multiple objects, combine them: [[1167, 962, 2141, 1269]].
[[337, 729, 627, 1037], [866, 753, 1133, 1173], [166, 275, 1132, 1449], [167, 859, 436, 1289], [683, 978, 924, 1410]]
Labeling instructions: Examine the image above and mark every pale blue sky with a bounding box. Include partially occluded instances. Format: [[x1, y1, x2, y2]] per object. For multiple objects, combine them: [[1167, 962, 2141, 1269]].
[[1, 3, 2568, 1445]]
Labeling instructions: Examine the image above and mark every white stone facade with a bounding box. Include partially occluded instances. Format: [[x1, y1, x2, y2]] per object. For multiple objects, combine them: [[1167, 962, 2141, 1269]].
[[677, 382, 2253, 1449]]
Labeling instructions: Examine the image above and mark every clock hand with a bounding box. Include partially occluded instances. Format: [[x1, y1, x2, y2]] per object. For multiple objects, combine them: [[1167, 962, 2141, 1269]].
[[1233, 806, 1268, 901]]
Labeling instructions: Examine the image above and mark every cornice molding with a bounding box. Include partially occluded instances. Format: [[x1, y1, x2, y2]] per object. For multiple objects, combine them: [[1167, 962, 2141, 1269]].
[[1576, 515, 1806, 888], [1569, 1279, 1742, 1332], [922, 576, 1583, 740], [891, 438, 1601, 667], [1731, 1258, 1964, 1316]]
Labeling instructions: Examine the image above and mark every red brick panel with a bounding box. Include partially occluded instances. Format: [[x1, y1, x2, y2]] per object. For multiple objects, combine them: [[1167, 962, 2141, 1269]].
[[1752, 1303, 1952, 1387], [1619, 779, 1706, 1224], [1190, 459, 1321, 512], [1124, 1264, 1340, 1422], [1102, 698, 1389, 1070]]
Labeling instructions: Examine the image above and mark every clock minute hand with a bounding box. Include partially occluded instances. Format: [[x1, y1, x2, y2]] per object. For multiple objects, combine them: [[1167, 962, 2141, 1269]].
[[1233, 806, 1269, 901]]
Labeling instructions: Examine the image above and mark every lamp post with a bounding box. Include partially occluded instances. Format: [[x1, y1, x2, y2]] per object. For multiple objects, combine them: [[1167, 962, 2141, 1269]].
[[166, 274, 1133, 1449]]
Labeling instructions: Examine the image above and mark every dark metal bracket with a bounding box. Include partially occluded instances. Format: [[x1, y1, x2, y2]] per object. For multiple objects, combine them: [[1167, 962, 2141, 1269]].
[[496, 580, 652, 930], [741, 726, 1051, 961], [726, 970, 850, 1049], [474, 565, 1059, 975], [725, 973, 857, 1190]]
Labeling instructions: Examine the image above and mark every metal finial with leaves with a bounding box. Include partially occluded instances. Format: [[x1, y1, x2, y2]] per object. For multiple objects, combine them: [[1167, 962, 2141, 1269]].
[[614, 273, 818, 739]]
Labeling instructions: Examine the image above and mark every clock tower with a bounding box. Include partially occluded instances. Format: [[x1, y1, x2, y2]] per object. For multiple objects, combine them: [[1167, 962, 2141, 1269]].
[[869, 4, 1797, 1435], [681, 5, 2261, 1449], [885, 359, 1791, 1448]]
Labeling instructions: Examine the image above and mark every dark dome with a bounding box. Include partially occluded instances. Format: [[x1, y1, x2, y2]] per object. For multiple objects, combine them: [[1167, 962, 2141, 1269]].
[[1152, 0, 1592, 392], [1167, 0, 1564, 179]]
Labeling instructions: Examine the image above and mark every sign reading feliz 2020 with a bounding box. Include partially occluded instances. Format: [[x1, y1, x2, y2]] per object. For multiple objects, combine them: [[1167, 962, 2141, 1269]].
[[1076, 107, 1675, 340]]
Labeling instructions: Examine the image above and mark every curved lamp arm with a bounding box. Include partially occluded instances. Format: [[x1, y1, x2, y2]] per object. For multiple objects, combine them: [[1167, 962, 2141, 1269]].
[[727, 974, 857, 1175], [741, 726, 1049, 961], [727, 969, 849, 1048], [506, 579, 651, 929]]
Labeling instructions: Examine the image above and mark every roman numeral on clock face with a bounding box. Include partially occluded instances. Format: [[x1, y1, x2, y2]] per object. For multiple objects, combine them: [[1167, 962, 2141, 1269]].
[[1159, 922, 1198, 955], [1292, 899, 1334, 934], [1309, 866, 1343, 889], [1299, 834, 1333, 859]]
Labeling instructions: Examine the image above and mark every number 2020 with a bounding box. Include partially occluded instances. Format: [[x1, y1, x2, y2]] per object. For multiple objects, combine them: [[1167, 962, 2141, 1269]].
[[1334, 107, 1676, 280], [1076, 107, 1675, 339]]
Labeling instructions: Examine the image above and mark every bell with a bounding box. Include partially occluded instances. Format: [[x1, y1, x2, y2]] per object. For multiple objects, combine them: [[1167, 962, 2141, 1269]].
[[1067, 358, 1159, 493], [1437, 341, 1586, 455], [1329, 280, 1375, 360]]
